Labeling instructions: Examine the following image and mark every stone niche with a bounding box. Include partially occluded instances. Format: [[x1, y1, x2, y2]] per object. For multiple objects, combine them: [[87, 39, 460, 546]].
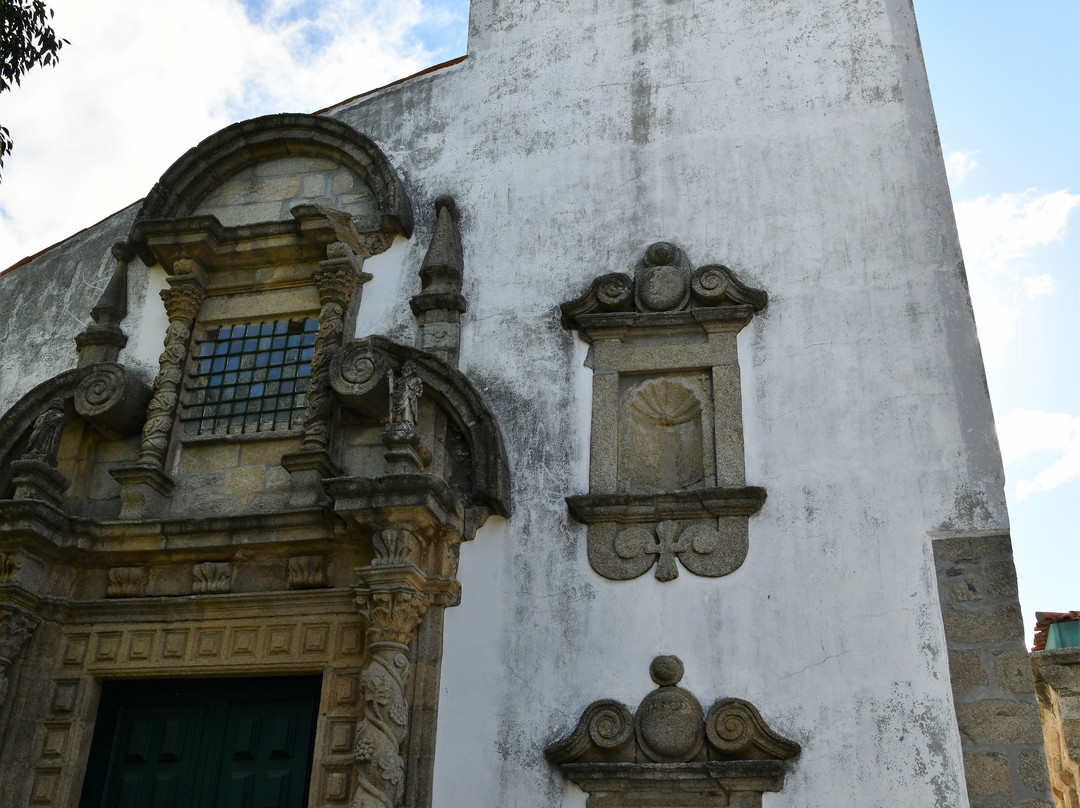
[[561, 242, 767, 582], [546, 655, 800, 807]]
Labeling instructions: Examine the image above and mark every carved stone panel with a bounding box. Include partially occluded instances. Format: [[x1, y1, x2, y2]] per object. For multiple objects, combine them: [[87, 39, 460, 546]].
[[619, 373, 712, 494], [562, 243, 767, 582]]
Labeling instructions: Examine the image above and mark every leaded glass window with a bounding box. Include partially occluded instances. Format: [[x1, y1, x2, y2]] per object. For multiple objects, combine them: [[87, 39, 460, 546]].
[[181, 318, 318, 435]]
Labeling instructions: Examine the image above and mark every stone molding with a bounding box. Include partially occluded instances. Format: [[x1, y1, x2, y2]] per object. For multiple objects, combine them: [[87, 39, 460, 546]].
[[560, 242, 766, 334], [546, 656, 799, 807], [105, 566, 151, 598], [16, 609, 365, 807], [288, 554, 329, 589], [11, 458, 70, 507], [0, 364, 151, 504], [562, 242, 766, 582], [73, 363, 151, 440], [351, 567, 431, 808]]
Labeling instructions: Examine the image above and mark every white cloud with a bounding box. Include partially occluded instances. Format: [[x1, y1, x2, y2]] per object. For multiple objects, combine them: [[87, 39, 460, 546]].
[[0, 0, 464, 270], [954, 188, 1079, 347], [996, 409, 1080, 499], [1022, 273, 1053, 299], [945, 149, 979, 184]]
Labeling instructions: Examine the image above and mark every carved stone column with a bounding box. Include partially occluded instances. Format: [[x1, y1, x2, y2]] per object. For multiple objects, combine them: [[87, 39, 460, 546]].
[[139, 267, 205, 467], [302, 242, 372, 452], [111, 263, 204, 517], [284, 242, 372, 506], [352, 565, 429, 808], [0, 605, 40, 705]]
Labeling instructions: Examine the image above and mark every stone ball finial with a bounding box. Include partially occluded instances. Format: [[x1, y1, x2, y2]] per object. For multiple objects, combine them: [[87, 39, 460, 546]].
[[650, 655, 684, 686], [644, 241, 677, 266]]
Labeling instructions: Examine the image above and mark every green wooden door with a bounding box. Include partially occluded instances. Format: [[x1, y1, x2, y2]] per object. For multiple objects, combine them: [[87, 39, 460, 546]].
[[79, 677, 320, 808]]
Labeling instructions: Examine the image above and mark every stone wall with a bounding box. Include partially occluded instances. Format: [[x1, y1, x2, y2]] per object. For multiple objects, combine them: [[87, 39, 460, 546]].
[[934, 532, 1052, 806], [1032, 646, 1080, 807]]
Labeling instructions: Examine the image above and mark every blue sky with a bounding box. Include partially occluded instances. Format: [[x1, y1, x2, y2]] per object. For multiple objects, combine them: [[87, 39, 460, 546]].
[[0, 0, 1075, 638], [914, 0, 1079, 632]]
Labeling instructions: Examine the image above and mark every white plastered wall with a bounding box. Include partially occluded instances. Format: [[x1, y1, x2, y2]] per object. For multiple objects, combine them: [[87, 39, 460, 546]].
[[327, 0, 999, 804]]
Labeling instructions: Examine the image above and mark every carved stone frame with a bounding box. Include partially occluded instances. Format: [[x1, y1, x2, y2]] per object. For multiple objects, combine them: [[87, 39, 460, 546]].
[[562, 243, 768, 582]]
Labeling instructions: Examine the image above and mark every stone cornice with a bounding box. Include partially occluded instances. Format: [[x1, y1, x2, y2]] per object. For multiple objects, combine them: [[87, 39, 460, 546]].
[[566, 487, 767, 524]]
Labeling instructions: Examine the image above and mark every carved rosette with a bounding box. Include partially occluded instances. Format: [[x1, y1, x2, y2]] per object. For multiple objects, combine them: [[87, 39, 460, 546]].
[[138, 270, 205, 466], [351, 585, 428, 808], [302, 243, 372, 450], [0, 606, 40, 705]]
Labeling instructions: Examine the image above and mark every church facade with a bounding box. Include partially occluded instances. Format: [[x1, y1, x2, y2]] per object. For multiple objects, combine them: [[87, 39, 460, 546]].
[[0, 0, 1050, 806]]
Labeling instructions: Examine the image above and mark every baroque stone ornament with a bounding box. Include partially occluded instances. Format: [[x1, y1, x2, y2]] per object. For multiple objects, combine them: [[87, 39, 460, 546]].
[[287, 555, 328, 589], [192, 561, 233, 594], [561, 242, 768, 582], [0, 606, 40, 705], [0, 552, 20, 583], [106, 566, 151, 598], [546, 656, 800, 807]]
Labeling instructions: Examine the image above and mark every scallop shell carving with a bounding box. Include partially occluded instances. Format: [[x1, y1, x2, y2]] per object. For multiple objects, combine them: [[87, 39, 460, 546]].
[[629, 378, 701, 426]]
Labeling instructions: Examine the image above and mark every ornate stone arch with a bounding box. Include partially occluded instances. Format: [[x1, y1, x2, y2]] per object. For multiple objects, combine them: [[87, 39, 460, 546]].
[[128, 112, 413, 262]]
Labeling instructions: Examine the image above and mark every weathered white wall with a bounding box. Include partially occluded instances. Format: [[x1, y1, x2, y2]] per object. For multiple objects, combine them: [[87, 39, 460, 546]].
[[0, 0, 1006, 804], [329, 0, 1001, 804]]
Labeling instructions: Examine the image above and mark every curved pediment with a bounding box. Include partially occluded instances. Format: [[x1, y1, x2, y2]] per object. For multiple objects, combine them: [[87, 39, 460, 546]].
[[330, 335, 512, 520], [129, 113, 413, 258]]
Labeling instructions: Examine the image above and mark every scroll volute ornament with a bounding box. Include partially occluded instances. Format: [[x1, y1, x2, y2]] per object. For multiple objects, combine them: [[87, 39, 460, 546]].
[[546, 656, 800, 807]]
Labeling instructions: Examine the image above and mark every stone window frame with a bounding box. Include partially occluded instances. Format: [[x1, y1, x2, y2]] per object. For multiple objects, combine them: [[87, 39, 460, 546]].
[[180, 316, 319, 438]]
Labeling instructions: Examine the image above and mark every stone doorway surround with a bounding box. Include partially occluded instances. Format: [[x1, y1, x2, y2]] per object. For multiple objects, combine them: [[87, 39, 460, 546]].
[[0, 114, 511, 808]]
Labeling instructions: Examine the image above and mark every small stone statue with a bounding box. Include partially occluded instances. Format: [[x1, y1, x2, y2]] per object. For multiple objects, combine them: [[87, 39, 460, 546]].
[[389, 361, 423, 428], [24, 399, 65, 466]]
